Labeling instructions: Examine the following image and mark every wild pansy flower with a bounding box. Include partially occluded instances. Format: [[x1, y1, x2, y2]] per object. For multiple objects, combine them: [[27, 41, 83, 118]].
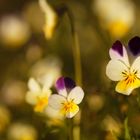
[[26, 78, 51, 112], [48, 77, 84, 118], [106, 36, 140, 95], [39, 0, 57, 39]]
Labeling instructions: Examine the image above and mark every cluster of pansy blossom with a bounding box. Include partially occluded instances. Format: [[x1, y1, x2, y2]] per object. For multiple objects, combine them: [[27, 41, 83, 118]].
[[26, 78, 52, 112], [106, 36, 140, 95], [49, 77, 84, 118], [26, 77, 84, 118]]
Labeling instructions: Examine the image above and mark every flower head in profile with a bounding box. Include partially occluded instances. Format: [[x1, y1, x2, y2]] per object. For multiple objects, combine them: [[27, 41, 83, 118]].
[[39, 0, 57, 39], [48, 77, 84, 118], [26, 78, 51, 112], [106, 36, 140, 95]]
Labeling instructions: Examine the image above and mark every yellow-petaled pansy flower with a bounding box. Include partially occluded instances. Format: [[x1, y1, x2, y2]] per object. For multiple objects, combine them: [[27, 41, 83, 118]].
[[39, 0, 57, 39], [48, 77, 84, 118], [26, 78, 51, 112], [106, 36, 140, 95]]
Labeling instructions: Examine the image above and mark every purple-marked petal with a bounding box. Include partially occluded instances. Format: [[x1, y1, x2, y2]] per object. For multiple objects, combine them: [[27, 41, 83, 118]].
[[109, 41, 130, 66], [128, 36, 140, 56], [112, 40, 123, 56], [55, 77, 76, 97], [55, 77, 65, 91], [64, 77, 76, 90]]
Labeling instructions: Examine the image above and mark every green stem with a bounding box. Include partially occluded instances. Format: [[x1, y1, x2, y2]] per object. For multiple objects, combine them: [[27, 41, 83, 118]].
[[124, 117, 131, 140], [67, 119, 73, 140], [72, 32, 82, 87], [66, 8, 82, 87]]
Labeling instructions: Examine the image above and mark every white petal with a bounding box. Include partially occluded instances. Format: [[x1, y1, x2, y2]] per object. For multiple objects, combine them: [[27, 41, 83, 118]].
[[48, 94, 66, 110], [28, 78, 41, 92], [66, 105, 79, 118], [25, 91, 38, 105], [131, 56, 140, 77], [41, 90, 52, 99], [106, 60, 128, 81], [58, 89, 67, 97], [68, 87, 84, 104], [109, 46, 129, 66], [42, 86, 52, 97]]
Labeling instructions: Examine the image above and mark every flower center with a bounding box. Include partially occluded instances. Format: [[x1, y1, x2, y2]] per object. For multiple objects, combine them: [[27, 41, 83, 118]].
[[61, 100, 77, 114], [34, 96, 48, 112], [122, 70, 138, 84]]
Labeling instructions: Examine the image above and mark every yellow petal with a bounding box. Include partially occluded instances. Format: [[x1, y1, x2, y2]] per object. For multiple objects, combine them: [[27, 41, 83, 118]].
[[116, 78, 140, 95], [34, 97, 48, 112], [60, 101, 79, 118]]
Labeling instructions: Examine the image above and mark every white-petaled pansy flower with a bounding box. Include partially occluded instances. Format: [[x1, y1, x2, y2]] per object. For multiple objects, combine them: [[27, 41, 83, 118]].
[[26, 78, 51, 112], [48, 77, 84, 118], [106, 36, 140, 95]]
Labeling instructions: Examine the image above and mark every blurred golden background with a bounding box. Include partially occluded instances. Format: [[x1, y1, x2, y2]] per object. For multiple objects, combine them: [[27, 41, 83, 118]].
[[0, 0, 140, 140]]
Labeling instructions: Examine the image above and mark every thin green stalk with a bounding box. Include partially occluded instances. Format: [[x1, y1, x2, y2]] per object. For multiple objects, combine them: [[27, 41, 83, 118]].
[[72, 32, 82, 87], [66, 8, 82, 87], [67, 119, 73, 140], [124, 118, 131, 140]]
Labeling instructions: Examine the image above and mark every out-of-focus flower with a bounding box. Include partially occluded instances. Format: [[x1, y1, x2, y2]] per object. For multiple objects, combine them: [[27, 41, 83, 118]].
[[39, 0, 58, 39], [87, 94, 104, 112], [26, 78, 51, 112], [102, 115, 122, 136], [29, 56, 62, 88], [49, 77, 84, 118], [7, 123, 37, 140], [0, 105, 10, 133], [0, 15, 30, 48], [23, 2, 44, 32], [93, 0, 135, 38], [106, 36, 140, 95], [2, 80, 26, 106]]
